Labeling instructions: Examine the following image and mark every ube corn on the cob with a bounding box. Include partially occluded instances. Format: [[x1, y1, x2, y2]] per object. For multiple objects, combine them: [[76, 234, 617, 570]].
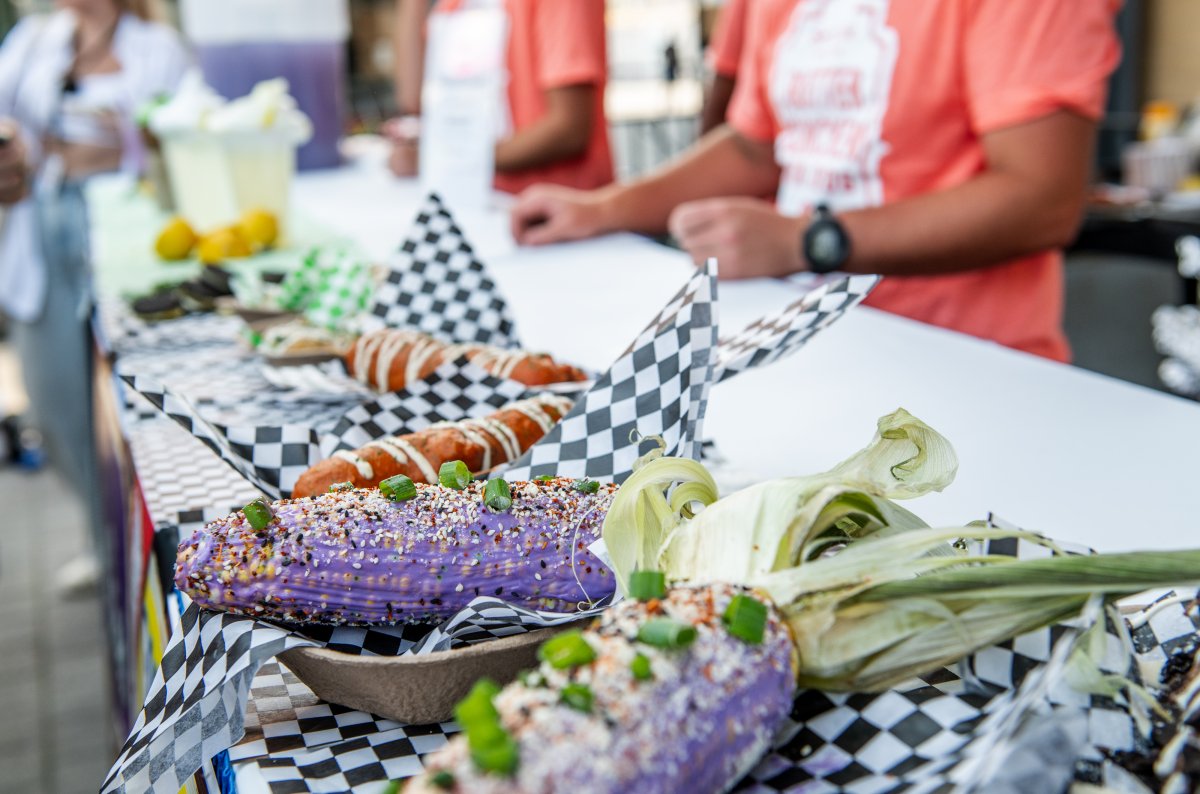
[[175, 477, 617, 625], [408, 583, 795, 794]]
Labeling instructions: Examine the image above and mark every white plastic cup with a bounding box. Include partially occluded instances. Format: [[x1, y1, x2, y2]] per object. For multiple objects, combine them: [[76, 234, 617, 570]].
[[160, 129, 298, 236]]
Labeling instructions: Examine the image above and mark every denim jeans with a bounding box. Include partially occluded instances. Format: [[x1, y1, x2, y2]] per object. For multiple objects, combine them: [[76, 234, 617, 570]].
[[10, 181, 97, 507]]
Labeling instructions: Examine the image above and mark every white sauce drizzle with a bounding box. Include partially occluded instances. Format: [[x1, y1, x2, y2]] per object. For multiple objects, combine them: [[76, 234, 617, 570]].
[[474, 417, 522, 461], [470, 347, 527, 379], [350, 331, 388, 384], [379, 328, 422, 391], [261, 322, 343, 356], [363, 436, 439, 483], [508, 398, 563, 433], [350, 329, 578, 392], [333, 450, 374, 480]]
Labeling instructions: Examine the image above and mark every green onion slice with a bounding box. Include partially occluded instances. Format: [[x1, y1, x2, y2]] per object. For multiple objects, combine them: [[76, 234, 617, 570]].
[[467, 722, 519, 776], [328, 481, 355, 493], [560, 683, 593, 713], [573, 478, 600, 494], [243, 499, 273, 531], [537, 630, 596, 669], [484, 478, 512, 512], [379, 474, 417, 502], [637, 617, 697, 649], [628, 570, 666, 601], [454, 678, 500, 727], [723, 593, 768, 644], [429, 770, 456, 790], [534, 475, 555, 482], [631, 653, 653, 681], [439, 460, 472, 490]]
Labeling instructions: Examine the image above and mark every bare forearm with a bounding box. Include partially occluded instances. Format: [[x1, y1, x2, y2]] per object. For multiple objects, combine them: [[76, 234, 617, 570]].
[[599, 126, 780, 235], [665, 110, 1095, 280], [700, 74, 737, 135], [497, 84, 599, 174], [840, 175, 1082, 275], [393, 0, 427, 114], [495, 119, 588, 173], [841, 111, 1095, 276]]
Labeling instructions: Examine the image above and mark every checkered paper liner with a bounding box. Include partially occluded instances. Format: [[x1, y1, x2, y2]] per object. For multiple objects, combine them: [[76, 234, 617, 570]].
[[118, 357, 561, 502], [715, 273, 879, 383], [117, 344, 364, 429], [324, 357, 531, 453], [367, 192, 521, 349], [106, 527, 1200, 794], [120, 372, 323, 501], [120, 354, 539, 503], [120, 257, 722, 498], [278, 245, 372, 331], [500, 259, 719, 482], [100, 595, 609, 794], [96, 299, 246, 356]]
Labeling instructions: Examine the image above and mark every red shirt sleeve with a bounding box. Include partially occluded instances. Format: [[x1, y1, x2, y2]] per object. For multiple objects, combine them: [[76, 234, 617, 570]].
[[532, 0, 607, 89], [964, 0, 1121, 133], [726, 0, 781, 143], [708, 0, 749, 77]]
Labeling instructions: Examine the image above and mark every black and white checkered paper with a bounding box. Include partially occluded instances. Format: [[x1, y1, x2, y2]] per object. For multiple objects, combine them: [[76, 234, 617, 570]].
[[120, 373, 322, 501], [120, 358, 549, 499], [715, 274, 879, 382], [120, 257, 723, 496], [367, 192, 520, 349], [105, 524, 1200, 794], [500, 259, 719, 483], [100, 596, 608, 794], [324, 357, 531, 452]]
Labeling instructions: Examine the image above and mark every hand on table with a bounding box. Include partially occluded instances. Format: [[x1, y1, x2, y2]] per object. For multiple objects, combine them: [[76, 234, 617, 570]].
[[510, 184, 611, 246], [0, 119, 29, 205], [383, 116, 421, 178], [387, 137, 419, 178], [668, 197, 808, 279]]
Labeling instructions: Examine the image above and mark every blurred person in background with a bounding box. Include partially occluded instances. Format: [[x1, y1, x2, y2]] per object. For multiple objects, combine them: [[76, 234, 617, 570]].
[[388, 0, 613, 194], [512, 0, 1121, 362], [0, 0, 188, 544], [392, 0, 432, 120], [700, 0, 748, 134]]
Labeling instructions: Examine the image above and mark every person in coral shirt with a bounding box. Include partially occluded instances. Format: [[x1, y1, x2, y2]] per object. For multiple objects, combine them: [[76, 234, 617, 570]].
[[390, 0, 613, 195], [511, 0, 1122, 362]]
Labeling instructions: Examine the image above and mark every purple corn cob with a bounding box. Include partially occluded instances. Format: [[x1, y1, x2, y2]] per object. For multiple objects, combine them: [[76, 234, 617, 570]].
[[408, 583, 796, 793], [175, 478, 616, 625]]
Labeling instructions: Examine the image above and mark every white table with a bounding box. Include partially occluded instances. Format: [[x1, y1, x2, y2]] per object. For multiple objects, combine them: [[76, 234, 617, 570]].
[[294, 156, 1199, 554]]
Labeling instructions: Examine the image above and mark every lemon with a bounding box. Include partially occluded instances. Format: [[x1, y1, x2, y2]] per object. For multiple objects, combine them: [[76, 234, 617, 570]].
[[238, 208, 280, 250], [154, 217, 198, 261], [197, 227, 254, 265]]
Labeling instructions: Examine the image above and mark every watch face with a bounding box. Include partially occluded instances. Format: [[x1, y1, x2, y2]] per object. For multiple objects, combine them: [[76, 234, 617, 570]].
[[806, 217, 848, 273], [811, 226, 842, 265]]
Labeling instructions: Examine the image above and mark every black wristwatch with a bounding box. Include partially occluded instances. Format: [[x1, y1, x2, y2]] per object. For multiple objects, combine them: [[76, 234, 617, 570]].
[[802, 203, 851, 274]]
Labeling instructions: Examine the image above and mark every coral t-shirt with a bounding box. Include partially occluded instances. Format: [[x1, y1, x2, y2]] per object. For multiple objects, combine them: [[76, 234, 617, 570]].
[[708, 0, 750, 78], [728, 0, 1121, 361], [435, 0, 613, 195]]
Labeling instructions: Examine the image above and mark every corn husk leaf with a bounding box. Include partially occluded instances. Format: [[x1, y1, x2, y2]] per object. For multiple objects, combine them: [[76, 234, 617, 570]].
[[600, 408, 1200, 693], [600, 455, 718, 595], [657, 408, 957, 585], [779, 543, 1200, 691]]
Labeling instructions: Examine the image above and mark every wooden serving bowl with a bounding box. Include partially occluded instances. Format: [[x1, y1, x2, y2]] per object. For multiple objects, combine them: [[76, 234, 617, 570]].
[[280, 624, 572, 725]]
